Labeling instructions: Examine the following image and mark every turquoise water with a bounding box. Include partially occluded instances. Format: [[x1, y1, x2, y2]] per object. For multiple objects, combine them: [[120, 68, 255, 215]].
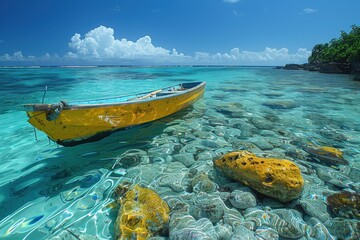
[[0, 66, 359, 239]]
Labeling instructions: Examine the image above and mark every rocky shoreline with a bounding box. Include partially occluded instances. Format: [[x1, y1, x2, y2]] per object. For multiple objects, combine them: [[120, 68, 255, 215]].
[[276, 62, 360, 80]]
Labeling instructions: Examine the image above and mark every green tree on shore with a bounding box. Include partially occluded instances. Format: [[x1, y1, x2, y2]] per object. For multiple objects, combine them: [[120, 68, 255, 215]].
[[308, 25, 360, 64]]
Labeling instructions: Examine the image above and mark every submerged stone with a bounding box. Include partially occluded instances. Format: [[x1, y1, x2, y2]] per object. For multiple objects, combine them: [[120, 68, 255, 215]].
[[232, 226, 257, 239], [315, 167, 353, 188], [249, 136, 274, 150], [214, 223, 232, 240], [255, 226, 279, 240], [262, 100, 296, 109], [327, 191, 360, 219], [113, 149, 148, 169], [305, 145, 348, 166], [191, 192, 226, 224], [229, 190, 257, 210], [169, 213, 217, 240], [222, 210, 243, 231], [270, 209, 307, 238], [318, 129, 348, 142], [243, 208, 307, 238], [214, 151, 304, 202], [249, 117, 273, 130], [115, 185, 170, 240], [305, 217, 335, 240], [191, 172, 217, 193], [173, 153, 195, 167], [325, 217, 360, 240], [300, 199, 331, 222]]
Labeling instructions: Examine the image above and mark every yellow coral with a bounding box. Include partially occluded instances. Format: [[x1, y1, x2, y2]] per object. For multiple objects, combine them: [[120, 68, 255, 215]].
[[304, 144, 348, 165], [319, 146, 343, 158], [215, 151, 304, 202], [115, 185, 170, 240]]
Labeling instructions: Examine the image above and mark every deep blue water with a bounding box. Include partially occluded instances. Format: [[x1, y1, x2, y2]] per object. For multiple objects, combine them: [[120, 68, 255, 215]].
[[0, 66, 359, 239]]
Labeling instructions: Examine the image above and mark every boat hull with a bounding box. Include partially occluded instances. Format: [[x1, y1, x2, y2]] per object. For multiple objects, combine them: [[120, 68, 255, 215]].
[[26, 82, 205, 146]]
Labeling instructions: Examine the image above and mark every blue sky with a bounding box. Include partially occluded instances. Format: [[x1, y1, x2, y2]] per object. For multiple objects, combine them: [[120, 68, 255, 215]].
[[0, 0, 359, 66]]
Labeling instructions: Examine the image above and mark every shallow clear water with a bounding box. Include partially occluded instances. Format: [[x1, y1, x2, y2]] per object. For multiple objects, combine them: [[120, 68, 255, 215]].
[[0, 66, 359, 239]]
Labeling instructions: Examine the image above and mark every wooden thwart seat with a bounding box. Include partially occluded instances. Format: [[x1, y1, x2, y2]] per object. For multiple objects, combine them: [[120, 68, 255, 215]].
[[137, 90, 162, 100], [127, 90, 163, 101]]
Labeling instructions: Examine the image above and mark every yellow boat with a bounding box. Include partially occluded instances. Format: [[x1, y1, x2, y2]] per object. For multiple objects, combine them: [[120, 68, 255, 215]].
[[24, 82, 206, 146]]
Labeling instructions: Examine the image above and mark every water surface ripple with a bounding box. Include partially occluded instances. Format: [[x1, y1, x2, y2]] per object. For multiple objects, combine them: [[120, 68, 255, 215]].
[[0, 67, 359, 239]]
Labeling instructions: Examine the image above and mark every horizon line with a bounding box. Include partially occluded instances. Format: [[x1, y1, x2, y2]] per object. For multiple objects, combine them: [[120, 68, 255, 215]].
[[0, 64, 288, 68]]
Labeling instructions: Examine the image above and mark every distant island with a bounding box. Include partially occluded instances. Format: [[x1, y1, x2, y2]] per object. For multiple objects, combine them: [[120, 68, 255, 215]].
[[279, 25, 360, 77]]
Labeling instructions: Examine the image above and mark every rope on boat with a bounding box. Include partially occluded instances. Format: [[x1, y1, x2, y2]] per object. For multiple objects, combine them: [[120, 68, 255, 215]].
[[33, 127, 38, 141], [46, 101, 68, 121], [41, 86, 48, 104]]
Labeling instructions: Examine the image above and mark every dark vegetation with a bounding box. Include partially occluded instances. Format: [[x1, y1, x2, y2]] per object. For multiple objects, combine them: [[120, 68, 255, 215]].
[[308, 25, 360, 64], [281, 25, 360, 77]]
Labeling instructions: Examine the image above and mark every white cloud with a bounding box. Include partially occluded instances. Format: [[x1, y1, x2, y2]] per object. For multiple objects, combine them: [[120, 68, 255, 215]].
[[65, 25, 309, 65], [299, 8, 318, 14], [0, 51, 60, 63], [192, 47, 310, 65], [1, 26, 311, 65], [224, 0, 240, 3], [67, 25, 187, 62], [0, 51, 24, 61], [40, 53, 59, 61]]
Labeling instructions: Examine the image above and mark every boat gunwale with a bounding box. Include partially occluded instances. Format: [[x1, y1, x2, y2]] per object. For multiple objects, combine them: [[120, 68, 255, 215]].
[[25, 81, 206, 111]]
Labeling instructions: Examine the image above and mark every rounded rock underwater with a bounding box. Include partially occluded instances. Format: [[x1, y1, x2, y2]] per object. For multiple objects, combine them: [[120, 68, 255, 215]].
[[214, 150, 304, 202]]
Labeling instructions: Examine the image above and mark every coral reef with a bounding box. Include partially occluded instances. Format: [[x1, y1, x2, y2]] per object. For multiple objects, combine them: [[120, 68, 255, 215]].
[[304, 145, 348, 165], [115, 185, 170, 240], [214, 151, 304, 202]]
